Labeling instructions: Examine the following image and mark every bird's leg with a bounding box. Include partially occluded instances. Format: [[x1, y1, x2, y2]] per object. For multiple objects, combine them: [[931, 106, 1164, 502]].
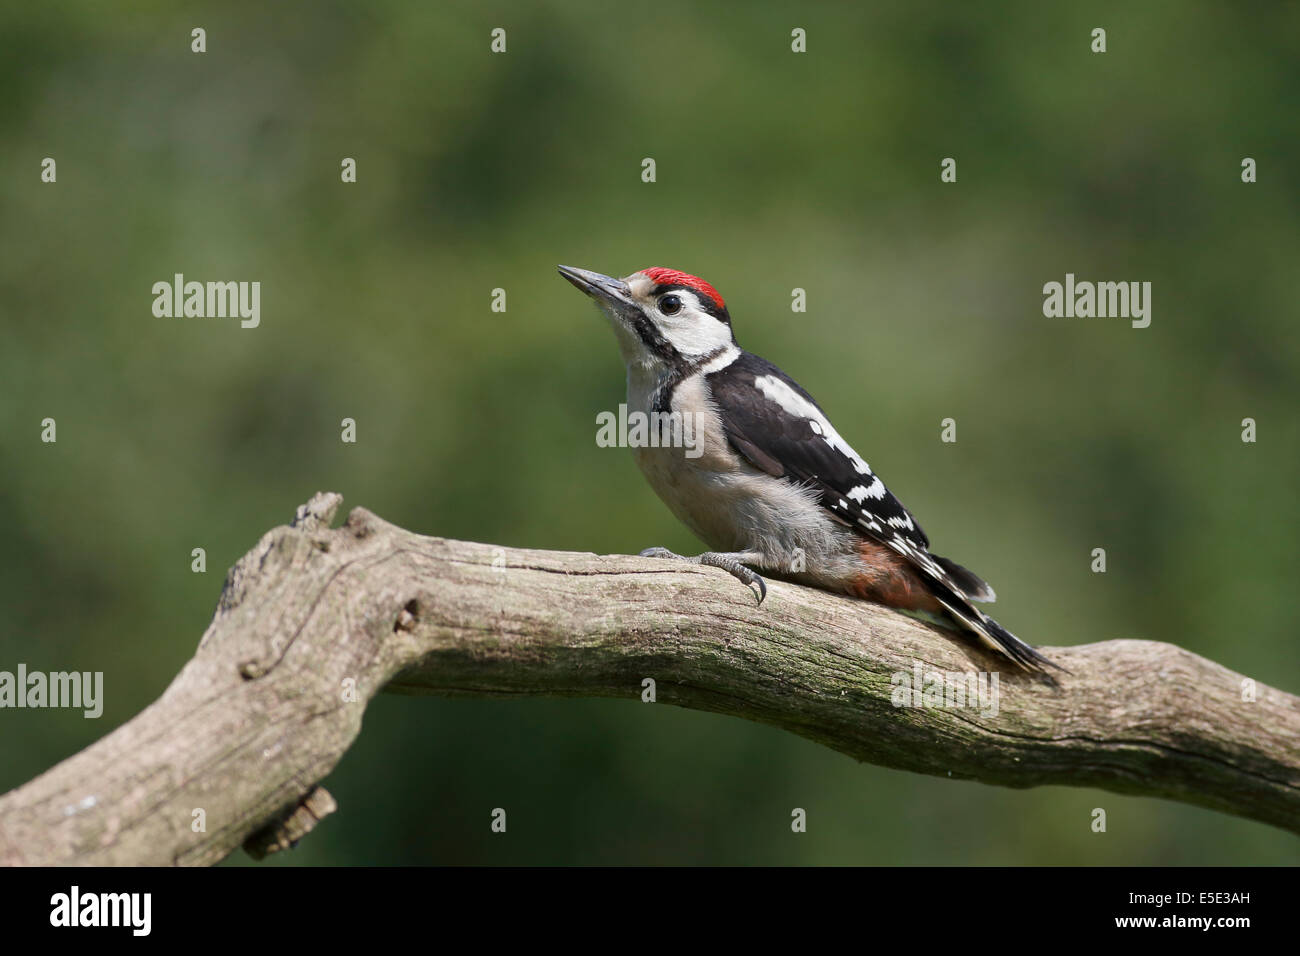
[[639, 547, 768, 604]]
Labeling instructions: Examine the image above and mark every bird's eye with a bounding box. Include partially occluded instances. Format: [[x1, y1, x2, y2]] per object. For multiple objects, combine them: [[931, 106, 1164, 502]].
[[659, 294, 683, 316]]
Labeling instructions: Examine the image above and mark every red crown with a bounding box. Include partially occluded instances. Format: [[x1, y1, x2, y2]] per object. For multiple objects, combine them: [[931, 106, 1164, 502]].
[[641, 268, 725, 310]]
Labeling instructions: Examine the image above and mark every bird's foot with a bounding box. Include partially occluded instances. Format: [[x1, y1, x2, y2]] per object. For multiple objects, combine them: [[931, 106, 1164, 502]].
[[638, 547, 767, 604]]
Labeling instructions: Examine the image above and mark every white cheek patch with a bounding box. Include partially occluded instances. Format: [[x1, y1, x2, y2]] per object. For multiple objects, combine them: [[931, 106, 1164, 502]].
[[661, 309, 733, 357]]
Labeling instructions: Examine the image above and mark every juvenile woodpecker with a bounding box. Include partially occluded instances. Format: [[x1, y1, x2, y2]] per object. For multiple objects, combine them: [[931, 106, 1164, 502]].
[[558, 264, 1057, 672]]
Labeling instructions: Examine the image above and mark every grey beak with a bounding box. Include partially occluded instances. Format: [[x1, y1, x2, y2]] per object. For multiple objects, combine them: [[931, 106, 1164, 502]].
[[557, 265, 632, 307]]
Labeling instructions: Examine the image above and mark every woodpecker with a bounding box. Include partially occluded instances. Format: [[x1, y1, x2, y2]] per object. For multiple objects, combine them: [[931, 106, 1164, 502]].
[[558, 264, 1058, 672]]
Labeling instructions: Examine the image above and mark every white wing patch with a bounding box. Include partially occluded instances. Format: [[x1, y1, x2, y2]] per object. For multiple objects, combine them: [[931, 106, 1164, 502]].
[[754, 374, 872, 475], [754, 374, 916, 536]]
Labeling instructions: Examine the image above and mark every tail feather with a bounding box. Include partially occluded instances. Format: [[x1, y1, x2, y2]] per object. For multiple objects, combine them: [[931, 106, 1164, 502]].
[[933, 555, 996, 603], [863, 533, 1061, 672], [968, 606, 1062, 673], [922, 573, 1062, 673]]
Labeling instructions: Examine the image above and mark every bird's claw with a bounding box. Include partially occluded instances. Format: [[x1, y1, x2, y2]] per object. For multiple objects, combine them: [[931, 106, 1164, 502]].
[[639, 547, 679, 559], [640, 547, 767, 605]]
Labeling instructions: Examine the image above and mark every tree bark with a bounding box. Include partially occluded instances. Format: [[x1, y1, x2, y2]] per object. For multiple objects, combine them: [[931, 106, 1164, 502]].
[[0, 492, 1296, 865]]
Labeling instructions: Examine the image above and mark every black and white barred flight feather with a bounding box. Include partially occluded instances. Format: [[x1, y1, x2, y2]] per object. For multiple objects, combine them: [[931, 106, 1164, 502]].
[[706, 352, 1058, 671]]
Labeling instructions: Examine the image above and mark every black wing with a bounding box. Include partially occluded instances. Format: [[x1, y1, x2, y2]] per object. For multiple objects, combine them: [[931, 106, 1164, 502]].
[[706, 351, 1060, 671], [706, 351, 932, 556]]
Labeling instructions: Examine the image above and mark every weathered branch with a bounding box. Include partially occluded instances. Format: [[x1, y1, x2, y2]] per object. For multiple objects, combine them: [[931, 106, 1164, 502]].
[[1, 492, 1296, 864]]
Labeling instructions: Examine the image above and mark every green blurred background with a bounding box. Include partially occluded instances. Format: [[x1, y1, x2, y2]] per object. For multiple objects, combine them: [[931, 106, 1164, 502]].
[[1, 1, 1297, 864]]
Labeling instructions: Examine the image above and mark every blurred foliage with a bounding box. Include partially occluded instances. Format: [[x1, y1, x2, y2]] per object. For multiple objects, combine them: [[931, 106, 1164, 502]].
[[0, 1, 1296, 864]]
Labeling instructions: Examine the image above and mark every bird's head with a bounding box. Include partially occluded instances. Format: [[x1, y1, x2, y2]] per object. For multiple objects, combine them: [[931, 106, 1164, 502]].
[[558, 265, 735, 370]]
